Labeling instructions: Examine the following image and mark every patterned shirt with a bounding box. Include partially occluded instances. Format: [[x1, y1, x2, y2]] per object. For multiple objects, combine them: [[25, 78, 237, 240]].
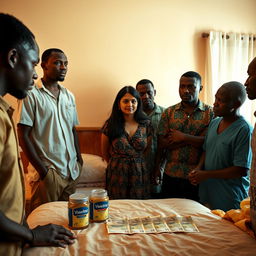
[[158, 101, 214, 179], [145, 104, 165, 174]]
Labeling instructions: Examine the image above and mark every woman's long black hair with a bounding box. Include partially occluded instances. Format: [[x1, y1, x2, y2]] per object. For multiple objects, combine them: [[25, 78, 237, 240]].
[[102, 86, 149, 141]]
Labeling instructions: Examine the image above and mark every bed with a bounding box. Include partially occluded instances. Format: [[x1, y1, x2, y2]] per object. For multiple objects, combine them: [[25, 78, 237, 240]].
[[21, 127, 256, 255], [22, 198, 256, 256]]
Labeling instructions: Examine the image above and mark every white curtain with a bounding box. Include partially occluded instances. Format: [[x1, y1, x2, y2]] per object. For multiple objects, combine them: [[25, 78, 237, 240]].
[[205, 31, 256, 124]]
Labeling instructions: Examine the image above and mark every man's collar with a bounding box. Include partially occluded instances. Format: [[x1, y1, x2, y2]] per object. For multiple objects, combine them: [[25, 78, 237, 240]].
[[37, 79, 64, 91], [146, 103, 159, 116], [153, 103, 164, 114], [0, 96, 14, 116], [176, 100, 205, 111]]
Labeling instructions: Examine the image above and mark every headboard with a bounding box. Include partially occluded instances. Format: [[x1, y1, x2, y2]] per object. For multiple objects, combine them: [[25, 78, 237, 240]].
[[20, 126, 102, 173], [76, 126, 102, 157]]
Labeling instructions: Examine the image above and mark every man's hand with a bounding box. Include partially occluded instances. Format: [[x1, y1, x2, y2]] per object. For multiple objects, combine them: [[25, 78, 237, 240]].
[[167, 129, 186, 144], [30, 224, 76, 248], [188, 169, 208, 185], [38, 167, 48, 180], [153, 169, 162, 185]]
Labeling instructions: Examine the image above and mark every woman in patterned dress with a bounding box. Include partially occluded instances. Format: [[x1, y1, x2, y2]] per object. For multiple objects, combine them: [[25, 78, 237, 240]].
[[101, 86, 152, 199]]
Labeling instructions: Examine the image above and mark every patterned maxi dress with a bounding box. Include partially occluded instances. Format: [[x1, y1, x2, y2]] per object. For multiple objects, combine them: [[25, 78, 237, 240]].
[[102, 120, 152, 199]]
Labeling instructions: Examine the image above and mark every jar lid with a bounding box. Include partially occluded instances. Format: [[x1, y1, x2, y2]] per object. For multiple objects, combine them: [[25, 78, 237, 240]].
[[69, 193, 88, 204], [90, 189, 108, 198]]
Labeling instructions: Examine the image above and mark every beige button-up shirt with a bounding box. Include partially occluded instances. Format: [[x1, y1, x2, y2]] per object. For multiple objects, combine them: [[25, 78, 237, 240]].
[[0, 96, 25, 256], [19, 79, 80, 180]]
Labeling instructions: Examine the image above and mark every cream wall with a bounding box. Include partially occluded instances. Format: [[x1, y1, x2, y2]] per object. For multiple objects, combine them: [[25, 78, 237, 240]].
[[2, 0, 256, 126]]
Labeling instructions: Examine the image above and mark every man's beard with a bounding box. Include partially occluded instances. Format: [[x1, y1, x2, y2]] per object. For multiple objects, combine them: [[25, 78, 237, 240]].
[[143, 101, 154, 111]]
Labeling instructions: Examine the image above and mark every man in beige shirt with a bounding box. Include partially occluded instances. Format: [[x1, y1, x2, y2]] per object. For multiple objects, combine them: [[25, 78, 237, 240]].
[[0, 13, 75, 256], [18, 48, 83, 211]]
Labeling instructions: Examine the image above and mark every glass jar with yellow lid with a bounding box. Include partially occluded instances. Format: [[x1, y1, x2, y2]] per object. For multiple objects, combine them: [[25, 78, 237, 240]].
[[68, 193, 89, 229], [90, 189, 109, 222]]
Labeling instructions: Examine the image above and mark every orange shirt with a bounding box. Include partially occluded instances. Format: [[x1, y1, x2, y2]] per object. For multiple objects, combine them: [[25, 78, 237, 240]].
[[0, 96, 25, 256]]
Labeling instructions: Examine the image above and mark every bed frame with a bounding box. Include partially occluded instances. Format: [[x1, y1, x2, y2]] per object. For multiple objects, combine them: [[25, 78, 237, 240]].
[[20, 126, 102, 173], [76, 127, 102, 157]]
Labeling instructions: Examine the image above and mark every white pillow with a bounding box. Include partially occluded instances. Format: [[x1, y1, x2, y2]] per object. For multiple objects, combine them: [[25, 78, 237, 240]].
[[77, 154, 107, 184]]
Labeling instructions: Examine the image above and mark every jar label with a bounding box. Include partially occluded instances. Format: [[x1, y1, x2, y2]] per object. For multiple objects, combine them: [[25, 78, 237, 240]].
[[69, 206, 89, 228], [90, 201, 109, 221]]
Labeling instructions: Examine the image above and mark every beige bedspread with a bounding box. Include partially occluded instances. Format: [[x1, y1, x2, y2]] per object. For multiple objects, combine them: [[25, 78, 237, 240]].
[[22, 198, 256, 256]]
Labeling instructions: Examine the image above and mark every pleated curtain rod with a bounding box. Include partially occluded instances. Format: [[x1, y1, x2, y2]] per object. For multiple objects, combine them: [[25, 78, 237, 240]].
[[202, 32, 256, 41]]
